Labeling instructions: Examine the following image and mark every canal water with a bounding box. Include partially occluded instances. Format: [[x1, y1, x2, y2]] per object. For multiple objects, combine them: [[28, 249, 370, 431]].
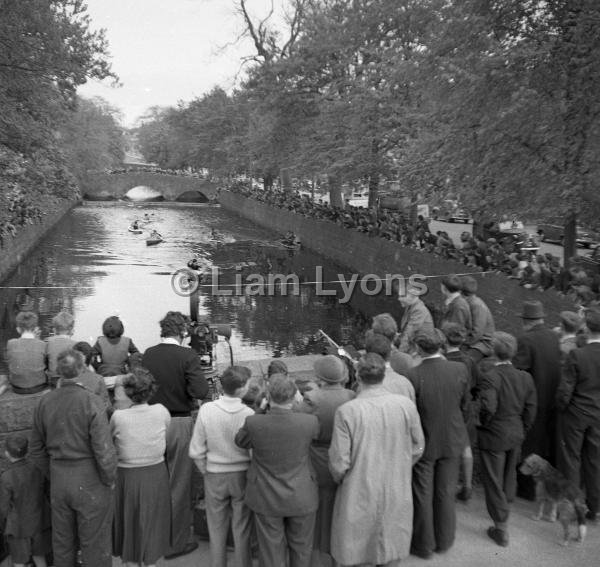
[[0, 203, 381, 369]]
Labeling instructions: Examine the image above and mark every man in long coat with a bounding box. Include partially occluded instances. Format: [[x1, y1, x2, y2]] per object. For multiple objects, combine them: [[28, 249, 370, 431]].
[[329, 353, 424, 566], [513, 300, 561, 500]]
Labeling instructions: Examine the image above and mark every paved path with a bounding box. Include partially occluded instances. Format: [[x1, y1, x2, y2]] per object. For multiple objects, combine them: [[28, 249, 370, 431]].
[[0, 485, 593, 566], [107, 486, 598, 566]]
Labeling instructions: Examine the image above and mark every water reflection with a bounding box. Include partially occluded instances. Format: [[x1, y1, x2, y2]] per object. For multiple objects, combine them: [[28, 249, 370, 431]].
[[1, 203, 378, 370]]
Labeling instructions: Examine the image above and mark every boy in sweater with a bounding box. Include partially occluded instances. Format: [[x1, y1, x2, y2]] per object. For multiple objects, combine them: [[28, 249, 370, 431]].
[[45, 311, 76, 386], [6, 311, 47, 394], [189, 366, 254, 567]]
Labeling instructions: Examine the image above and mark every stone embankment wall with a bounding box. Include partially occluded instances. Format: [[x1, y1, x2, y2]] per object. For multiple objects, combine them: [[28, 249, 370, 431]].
[[84, 171, 218, 200], [219, 191, 574, 334], [0, 391, 46, 473], [0, 198, 76, 284], [0, 198, 75, 476]]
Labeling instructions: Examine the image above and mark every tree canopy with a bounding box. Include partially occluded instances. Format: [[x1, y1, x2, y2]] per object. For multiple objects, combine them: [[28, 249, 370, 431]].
[[0, 0, 123, 243], [133, 0, 600, 227]]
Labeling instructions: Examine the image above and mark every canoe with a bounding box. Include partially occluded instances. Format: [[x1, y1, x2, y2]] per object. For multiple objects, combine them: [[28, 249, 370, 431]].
[[146, 238, 163, 246], [128, 226, 143, 234], [279, 241, 301, 250]]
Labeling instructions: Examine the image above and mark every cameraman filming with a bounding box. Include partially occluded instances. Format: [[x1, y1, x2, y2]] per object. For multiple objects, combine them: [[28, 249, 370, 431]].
[[142, 311, 209, 559]]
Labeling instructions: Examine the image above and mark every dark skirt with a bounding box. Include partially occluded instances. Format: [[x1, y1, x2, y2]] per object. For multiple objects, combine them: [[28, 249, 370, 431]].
[[113, 462, 171, 564]]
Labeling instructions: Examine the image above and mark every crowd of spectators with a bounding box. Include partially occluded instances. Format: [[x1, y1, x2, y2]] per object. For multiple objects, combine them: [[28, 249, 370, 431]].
[[227, 182, 600, 307], [2, 285, 599, 566], [106, 166, 207, 179]]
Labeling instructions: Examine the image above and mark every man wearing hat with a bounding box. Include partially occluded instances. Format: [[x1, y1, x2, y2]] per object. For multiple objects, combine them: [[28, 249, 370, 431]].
[[297, 355, 355, 565], [461, 276, 496, 361], [513, 300, 561, 500], [556, 308, 600, 524]]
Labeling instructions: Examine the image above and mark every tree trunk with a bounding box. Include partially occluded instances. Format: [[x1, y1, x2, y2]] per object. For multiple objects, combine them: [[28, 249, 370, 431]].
[[368, 171, 379, 208], [563, 212, 577, 268], [408, 203, 418, 228], [368, 140, 380, 208], [263, 172, 274, 190], [472, 209, 485, 240], [281, 167, 292, 194], [328, 174, 343, 208]]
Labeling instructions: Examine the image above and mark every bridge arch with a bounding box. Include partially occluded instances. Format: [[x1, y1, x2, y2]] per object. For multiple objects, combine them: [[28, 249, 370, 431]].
[[175, 190, 209, 203], [124, 185, 164, 202]]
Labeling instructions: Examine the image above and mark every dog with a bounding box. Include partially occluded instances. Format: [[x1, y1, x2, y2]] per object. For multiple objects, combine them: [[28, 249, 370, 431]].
[[519, 453, 587, 545]]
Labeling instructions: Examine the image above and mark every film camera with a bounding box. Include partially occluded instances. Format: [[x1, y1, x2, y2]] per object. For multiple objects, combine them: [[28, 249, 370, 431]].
[[188, 320, 232, 369], [188, 320, 233, 400]]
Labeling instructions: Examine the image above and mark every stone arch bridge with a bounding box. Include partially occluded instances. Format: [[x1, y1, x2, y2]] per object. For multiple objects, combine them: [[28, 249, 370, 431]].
[[82, 170, 218, 202]]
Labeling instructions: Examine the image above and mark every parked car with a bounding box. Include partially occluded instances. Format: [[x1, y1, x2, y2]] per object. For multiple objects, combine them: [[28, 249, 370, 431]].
[[483, 220, 540, 252], [432, 200, 471, 223], [346, 189, 370, 208], [536, 223, 597, 248]]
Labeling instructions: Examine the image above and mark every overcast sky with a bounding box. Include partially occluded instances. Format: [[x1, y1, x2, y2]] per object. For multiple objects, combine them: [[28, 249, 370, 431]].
[[78, 0, 278, 126]]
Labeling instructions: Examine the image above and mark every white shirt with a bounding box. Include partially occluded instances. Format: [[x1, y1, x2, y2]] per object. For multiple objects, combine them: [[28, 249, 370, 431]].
[[444, 292, 460, 306]]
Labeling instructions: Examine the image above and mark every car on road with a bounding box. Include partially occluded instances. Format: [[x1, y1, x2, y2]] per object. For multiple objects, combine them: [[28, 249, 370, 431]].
[[346, 190, 370, 208], [536, 222, 597, 248], [432, 200, 471, 223], [481, 220, 540, 252]]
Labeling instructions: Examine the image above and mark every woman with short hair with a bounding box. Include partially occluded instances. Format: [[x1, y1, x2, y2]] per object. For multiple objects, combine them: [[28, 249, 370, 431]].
[[111, 367, 171, 566]]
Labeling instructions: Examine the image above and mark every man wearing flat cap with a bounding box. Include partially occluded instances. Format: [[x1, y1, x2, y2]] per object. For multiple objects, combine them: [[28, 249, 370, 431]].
[[513, 300, 561, 500], [556, 308, 600, 524], [297, 355, 355, 565]]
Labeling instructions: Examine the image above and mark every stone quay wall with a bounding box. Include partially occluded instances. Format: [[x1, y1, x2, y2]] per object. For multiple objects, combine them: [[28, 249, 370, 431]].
[[0, 197, 76, 475], [0, 390, 47, 473], [0, 197, 76, 285], [219, 191, 574, 335]]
